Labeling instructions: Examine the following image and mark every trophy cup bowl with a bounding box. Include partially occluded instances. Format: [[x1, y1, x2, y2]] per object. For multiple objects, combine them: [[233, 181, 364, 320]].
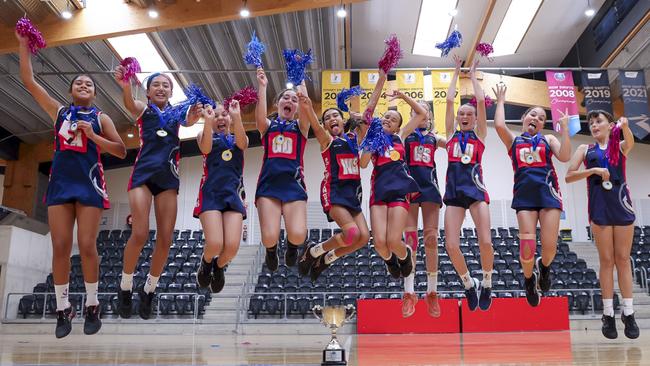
[[313, 304, 356, 366]]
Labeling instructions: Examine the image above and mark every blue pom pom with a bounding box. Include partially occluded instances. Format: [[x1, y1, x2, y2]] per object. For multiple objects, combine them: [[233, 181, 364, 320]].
[[360, 117, 392, 155], [283, 48, 314, 86], [435, 29, 463, 57], [244, 31, 266, 68], [167, 84, 215, 126], [336, 86, 363, 112]]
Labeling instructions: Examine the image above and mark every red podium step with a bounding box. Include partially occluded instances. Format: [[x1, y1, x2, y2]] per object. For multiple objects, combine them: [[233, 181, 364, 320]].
[[356, 298, 460, 334], [461, 297, 570, 332]]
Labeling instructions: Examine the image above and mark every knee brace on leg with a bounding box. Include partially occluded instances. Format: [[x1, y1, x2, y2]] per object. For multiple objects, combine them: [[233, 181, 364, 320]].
[[341, 224, 360, 247], [404, 230, 418, 251], [519, 234, 537, 263]]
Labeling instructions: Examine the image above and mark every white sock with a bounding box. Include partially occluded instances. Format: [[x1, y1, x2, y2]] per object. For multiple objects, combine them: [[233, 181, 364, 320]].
[[623, 298, 634, 316], [482, 270, 492, 288], [120, 272, 134, 291], [427, 272, 438, 293], [603, 298, 614, 317], [54, 283, 71, 311], [84, 281, 99, 306], [324, 251, 339, 265], [460, 272, 473, 289], [404, 272, 415, 294], [310, 243, 326, 257], [144, 274, 160, 294]]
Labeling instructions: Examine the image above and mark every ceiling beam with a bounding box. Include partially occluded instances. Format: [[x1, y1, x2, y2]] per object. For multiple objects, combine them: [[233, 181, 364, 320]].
[[465, 0, 496, 66], [600, 10, 650, 67], [0, 0, 366, 55]]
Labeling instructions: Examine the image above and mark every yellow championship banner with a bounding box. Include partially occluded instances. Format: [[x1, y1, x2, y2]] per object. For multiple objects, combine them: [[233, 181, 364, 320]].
[[359, 70, 388, 117], [430, 70, 460, 137], [321, 70, 351, 116], [396, 70, 424, 122]]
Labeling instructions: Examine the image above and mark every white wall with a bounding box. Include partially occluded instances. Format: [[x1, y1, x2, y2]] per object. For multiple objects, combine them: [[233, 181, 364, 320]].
[[101, 126, 650, 244], [0, 226, 52, 319]]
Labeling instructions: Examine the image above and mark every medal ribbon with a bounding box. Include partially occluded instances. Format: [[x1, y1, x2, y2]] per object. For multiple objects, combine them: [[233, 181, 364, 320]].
[[276, 118, 288, 135], [150, 104, 171, 130], [218, 133, 234, 150], [523, 132, 542, 151], [342, 133, 359, 155], [596, 145, 609, 170], [414, 128, 427, 146], [458, 131, 470, 155]]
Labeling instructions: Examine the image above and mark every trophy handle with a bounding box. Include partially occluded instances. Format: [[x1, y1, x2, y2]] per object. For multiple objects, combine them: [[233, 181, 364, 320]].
[[312, 304, 324, 323], [344, 304, 356, 322]]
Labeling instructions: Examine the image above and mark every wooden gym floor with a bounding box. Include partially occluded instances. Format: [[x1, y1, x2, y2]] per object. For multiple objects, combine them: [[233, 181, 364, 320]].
[[0, 329, 647, 365]]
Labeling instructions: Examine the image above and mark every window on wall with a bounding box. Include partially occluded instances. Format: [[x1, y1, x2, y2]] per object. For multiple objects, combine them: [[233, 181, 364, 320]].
[[593, 0, 640, 50]]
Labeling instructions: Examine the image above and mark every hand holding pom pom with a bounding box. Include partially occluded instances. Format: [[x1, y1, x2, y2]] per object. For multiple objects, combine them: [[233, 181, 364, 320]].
[[283, 48, 314, 86], [244, 31, 266, 68], [476, 43, 494, 61], [224, 86, 258, 112], [119, 57, 142, 85], [377, 34, 403, 74], [336, 86, 363, 112], [360, 117, 392, 155], [15, 17, 46, 54]]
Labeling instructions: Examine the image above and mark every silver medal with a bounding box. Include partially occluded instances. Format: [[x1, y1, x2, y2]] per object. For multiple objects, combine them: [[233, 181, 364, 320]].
[[156, 129, 168, 138], [525, 154, 534, 164], [461, 155, 471, 164], [70, 122, 78, 132], [602, 181, 613, 191]]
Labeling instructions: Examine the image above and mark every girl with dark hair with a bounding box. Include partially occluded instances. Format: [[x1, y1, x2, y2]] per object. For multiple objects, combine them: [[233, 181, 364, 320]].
[[493, 83, 571, 307], [255, 67, 309, 271], [193, 100, 248, 293], [296, 95, 370, 281], [113, 67, 202, 320], [566, 110, 639, 340], [359, 70, 426, 286], [16, 31, 126, 338]]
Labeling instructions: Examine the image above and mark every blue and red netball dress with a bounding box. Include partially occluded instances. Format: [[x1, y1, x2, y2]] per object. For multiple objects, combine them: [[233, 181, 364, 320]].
[[509, 133, 562, 211], [369, 134, 419, 207], [320, 133, 362, 221], [128, 105, 182, 196], [256, 119, 307, 202], [193, 133, 246, 218], [584, 144, 635, 226], [443, 130, 489, 209], [46, 105, 110, 209], [404, 128, 442, 205]]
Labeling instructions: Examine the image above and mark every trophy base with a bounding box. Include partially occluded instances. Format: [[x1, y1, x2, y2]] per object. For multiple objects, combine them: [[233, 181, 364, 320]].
[[322, 348, 346, 365]]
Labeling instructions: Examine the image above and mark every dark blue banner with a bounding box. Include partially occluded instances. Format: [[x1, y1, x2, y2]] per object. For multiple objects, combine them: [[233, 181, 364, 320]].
[[619, 69, 650, 139], [581, 70, 613, 114]]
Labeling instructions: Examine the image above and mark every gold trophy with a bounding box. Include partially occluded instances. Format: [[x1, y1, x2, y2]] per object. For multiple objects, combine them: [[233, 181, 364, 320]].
[[312, 304, 356, 366]]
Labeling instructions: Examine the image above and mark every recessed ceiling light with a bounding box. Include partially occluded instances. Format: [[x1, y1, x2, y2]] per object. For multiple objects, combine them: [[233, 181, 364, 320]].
[[148, 9, 159, 18], [585, 8, 595, 17], [286, 82, 294, 89], [61, 10, 72, 19], [337, 7, 347, 18]]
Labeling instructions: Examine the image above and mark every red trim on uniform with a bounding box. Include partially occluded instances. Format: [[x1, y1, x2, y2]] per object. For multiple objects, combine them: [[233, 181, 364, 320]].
[[321, 146, 332, 213], [371, 199, 410, 211], [193, 154, 208, 217], [584, 145, 593, 221], [96, 148, 110, 209], [128, 116, 144, 191]]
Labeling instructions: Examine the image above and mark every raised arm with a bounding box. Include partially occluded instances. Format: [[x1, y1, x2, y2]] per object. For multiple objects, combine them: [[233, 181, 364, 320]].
[[619, 116, 635, 155], [16, 32, 61, 121], [360, 150, 372, 169], [470, 60, 487, 140], [445, 55, 462, 138], [565, 144, 609, 183], [492, 83, 514, 148], [362, 70, 387, 120], [197, 105, 215, 155], [547, 109, 571, 162], [229, 100, 249, 150], [255, 67, 271, 135], [394, 90, 426, 139], [297, 91, 330, 150], [114, 65, 146, 118], [295, 83, 311, 137]]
